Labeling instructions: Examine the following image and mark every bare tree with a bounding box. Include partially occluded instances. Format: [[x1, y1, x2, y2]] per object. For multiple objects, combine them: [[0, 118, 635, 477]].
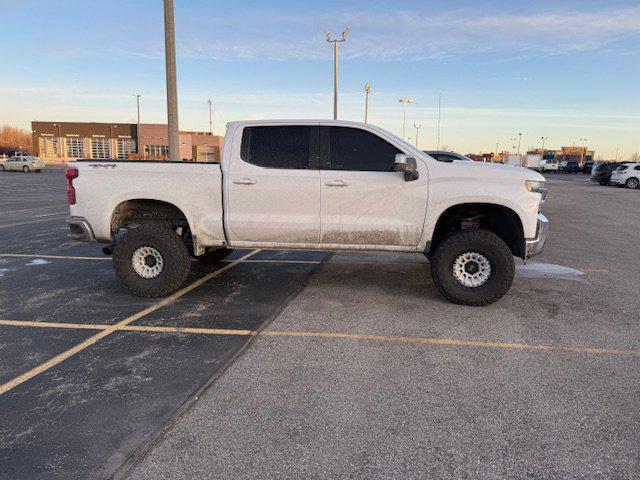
[[0, 125, 33, 154], [628, 152, 640, 162]]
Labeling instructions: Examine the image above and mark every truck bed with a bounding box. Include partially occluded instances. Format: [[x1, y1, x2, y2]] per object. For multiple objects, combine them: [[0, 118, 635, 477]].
[[69, 160, 225, 246]]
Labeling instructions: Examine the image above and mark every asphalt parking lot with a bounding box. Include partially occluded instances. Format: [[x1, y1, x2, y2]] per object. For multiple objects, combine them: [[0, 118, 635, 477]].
[[1, 167, 639, 479]]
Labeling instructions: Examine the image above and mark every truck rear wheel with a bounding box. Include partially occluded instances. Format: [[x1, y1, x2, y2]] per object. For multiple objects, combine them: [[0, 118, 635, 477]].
[[195, 248, 234, 264], [113, 224, 191, 298], [430, 229, 515, 306]]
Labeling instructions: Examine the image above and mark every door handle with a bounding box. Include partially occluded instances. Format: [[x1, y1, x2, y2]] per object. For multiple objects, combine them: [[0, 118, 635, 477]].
[[324, 180, 349, 187], [233, 178, 257, 185]]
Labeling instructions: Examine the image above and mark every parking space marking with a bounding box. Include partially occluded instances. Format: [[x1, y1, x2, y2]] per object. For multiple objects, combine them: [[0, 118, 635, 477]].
[[1, 319, 638, 358], [0, 249, 261, 396], [0, 216, 66, 230], [0, 253, 110, 261]]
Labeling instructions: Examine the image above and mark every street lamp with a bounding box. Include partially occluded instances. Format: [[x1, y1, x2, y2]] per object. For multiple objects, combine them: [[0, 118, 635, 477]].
[[579, 138, 588, 164], [134, 94, 142, 154], [399, 98, 414, 139], [364, 83, 371, 124], [208, 99, 213, 135], [540, 136, 548, 159], [325, 27, 349, 120], [413, 124, 422, 148], [517, 133, 522, 155]]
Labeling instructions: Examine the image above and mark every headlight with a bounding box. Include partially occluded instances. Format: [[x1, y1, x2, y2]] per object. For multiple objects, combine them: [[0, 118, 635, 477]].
[[525, 180, 548, 201]]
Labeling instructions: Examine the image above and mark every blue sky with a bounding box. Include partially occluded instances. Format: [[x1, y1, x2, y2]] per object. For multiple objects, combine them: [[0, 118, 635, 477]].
[[1, 0, 639, 157]]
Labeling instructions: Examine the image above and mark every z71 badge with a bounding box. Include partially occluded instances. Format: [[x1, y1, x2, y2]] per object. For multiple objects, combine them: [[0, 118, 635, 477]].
[[88, 163, 117, 169]]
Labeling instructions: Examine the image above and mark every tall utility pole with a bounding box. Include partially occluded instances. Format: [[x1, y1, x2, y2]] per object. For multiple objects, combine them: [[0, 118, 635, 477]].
[[517, 132, 522, 155], [135, 94, 142, 154], [413, 124, 422, 148], [399, 98, 414, 139], [163, 0, 180, 161], [325, 28, 349, 120], [208, 99, 213, 134], [364, 83, 371, 123], [436, 93, 442, 151], [580, 138, 588, 163]]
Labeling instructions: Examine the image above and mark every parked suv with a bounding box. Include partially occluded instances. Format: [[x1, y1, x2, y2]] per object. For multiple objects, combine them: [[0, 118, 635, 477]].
[[561, 161, 581, 173], [610, 163, 640, 189], [591, 162, 623, 185]]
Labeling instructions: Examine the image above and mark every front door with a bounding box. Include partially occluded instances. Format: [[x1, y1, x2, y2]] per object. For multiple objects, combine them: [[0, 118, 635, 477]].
[[226, 125, 321, 245], [320, 126, 428, 247]]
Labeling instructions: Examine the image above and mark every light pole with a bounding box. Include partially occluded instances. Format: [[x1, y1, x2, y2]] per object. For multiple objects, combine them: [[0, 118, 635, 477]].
[[325, 27, 349, 120], [399, 98, 413, 139], [579, 138, 588, 164], [208, 99, 213, 135], [135, 94, 142, 155], [494, 141, 499, 161], [517, 132, 522, 155], [364, 83, 371, 123], [436, 93, 442, 151], [163, 0, 180, 161], [413, 124, 422, 148], [540, 136, 547, 160]]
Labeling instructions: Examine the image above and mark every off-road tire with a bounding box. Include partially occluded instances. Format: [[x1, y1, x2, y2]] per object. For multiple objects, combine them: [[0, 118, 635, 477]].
[[626, 178, 639, 190], [23, 166, 30, 173], [113, 224, 191, 297], [195, 248, 234, 264], [430, 229, 515, 306]]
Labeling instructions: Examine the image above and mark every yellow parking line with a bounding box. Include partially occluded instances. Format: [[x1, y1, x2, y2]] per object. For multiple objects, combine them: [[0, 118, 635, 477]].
[[260, 331, 640, 356], [0, 249, 260, 396], [1, 318, 638, 358]]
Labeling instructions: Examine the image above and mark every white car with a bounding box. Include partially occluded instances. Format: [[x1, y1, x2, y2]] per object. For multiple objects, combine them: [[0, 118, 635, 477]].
[[610, 163, 640, 189], [66, 119, 548, 306], [0, 155, 45, 173], [540, 160, 559, 173]]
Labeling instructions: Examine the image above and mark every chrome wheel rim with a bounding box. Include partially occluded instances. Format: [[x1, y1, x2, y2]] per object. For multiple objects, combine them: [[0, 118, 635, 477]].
[[453, 252, 491, 288], [131, 246, 164, 279], [628, 178, 639, 189]]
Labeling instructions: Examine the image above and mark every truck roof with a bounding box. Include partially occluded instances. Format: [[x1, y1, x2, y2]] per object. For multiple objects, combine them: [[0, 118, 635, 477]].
[[226, 119, 372, 128]]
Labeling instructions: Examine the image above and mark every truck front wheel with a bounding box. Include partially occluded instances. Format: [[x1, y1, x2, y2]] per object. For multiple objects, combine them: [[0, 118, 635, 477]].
[[113, 224, 191, 297], [430, 229, 515, 306]]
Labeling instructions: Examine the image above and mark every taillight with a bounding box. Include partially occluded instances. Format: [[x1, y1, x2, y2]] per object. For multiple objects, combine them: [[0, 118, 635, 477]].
[[66, 168, 78, 205]]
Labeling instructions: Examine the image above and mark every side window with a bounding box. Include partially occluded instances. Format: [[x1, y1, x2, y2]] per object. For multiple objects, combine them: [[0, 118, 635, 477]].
[[327, 127, 401, 172], [634, 166, 640, 171], [241, 126, 311, 169]]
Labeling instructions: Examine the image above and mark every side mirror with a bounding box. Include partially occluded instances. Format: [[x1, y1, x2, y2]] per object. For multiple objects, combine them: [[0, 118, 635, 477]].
[[394, 154, 419, 182]]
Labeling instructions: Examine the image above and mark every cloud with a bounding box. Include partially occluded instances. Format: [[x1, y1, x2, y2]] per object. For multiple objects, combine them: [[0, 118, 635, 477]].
[[165, 5, 640, 62]]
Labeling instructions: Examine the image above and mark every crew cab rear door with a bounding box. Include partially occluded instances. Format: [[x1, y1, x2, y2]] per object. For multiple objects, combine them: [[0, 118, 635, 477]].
[[225, 124, 321, 245], [319, 125, 428, 247]]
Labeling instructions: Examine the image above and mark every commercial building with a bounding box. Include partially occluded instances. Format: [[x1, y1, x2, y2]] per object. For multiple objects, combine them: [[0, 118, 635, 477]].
[[527, 146, 595, 163], [31, 121, 223, 163]]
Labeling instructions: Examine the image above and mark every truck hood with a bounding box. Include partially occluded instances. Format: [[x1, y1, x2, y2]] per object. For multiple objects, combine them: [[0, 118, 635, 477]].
[[444, 160, 545, 181]]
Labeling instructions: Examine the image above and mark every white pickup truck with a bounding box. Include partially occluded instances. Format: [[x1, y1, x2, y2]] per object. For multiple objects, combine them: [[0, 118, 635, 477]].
[[67, 120, 548, 306]]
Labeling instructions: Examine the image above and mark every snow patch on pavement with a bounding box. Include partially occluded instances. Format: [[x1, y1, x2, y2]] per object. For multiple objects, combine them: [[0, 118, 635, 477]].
[[516, 261, 584, 280], [26, 259, 52, 266]]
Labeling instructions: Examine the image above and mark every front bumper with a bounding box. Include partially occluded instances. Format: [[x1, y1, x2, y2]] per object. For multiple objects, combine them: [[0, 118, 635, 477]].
[[525, 213, 549, 259], [67, 216, 95, 242]]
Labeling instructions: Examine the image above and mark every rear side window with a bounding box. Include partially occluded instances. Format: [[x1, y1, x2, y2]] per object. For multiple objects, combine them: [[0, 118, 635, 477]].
[[327, 127, 401, 171], [635, 166, 640, 171], [617, 166, 628, 171], [241, 126, 311, 169]]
